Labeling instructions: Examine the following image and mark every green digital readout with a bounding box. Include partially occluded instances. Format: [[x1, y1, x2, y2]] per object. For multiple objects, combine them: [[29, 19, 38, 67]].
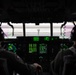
[[33, 37, 59, 41], [29, 44, 37, 53], [44, 37, 50, 41], [51, 38, 54, 40], [33, 37, 39, 41], [51, 37, 58, 40], [39, 44, 47, 54]]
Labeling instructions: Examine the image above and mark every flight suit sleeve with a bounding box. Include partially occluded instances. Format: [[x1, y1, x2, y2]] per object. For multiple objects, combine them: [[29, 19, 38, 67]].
[[51, 50, 63, 75], [0, 50, 37, 75]]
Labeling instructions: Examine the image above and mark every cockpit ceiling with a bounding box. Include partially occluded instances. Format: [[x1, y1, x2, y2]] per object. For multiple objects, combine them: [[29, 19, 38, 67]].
[[0, 0, 76, 23]]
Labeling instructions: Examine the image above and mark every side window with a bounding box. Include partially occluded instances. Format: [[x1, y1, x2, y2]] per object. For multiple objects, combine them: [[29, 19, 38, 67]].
[[1, 23, 23, 39], [53, 22, 74, 39], [1, 23, 12, 38]]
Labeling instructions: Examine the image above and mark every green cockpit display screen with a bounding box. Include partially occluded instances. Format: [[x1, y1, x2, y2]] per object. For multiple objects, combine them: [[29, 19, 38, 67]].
[[8, 43, 16, 53], [29, 44, 37, 53], [39, 43, 47, 54]]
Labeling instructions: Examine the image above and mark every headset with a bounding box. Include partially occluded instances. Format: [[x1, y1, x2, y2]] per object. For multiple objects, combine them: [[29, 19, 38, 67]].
[[70, 25, 76, 41]]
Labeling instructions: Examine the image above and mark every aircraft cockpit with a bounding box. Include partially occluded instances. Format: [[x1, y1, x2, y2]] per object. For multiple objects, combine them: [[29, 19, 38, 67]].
[[0, 0, 76, 75], [0, 22, 75, 75]]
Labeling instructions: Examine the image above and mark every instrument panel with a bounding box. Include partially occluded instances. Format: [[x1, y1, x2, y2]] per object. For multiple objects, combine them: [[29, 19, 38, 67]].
[[1, 36, 73, 72]]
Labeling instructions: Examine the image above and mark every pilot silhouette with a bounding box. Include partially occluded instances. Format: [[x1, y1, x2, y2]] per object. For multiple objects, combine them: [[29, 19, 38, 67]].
[[0, 27, 42, 75], [51, 25, 76, 75]]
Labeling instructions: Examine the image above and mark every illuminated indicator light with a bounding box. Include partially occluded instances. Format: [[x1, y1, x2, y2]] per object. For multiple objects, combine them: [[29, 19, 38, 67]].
[[33, 37, 39, 41], [44, 37, 50, 41], [51, 38, 54, 40]]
